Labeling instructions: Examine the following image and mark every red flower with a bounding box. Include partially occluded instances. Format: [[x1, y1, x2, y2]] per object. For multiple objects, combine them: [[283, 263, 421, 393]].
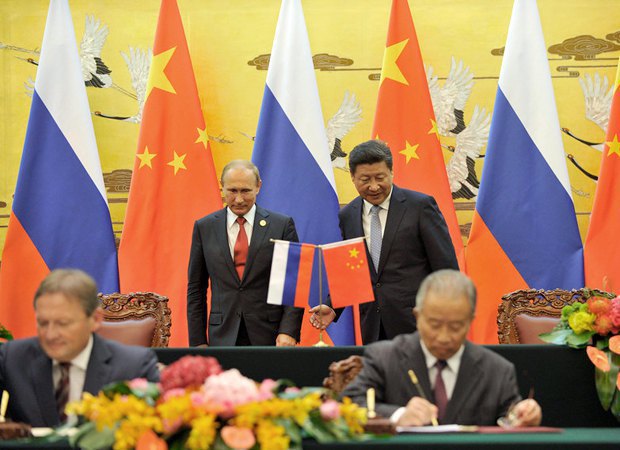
[[160, 355, 222, 392], [587, 297, 612, 316], [594, 315, 614, 336]]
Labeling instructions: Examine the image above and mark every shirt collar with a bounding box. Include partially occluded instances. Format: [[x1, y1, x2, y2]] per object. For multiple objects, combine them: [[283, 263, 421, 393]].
[[363, 188, 392, 215], [227, 204, 257, 229], [54, 334, 94, 371], [419, 338, 465, 373]]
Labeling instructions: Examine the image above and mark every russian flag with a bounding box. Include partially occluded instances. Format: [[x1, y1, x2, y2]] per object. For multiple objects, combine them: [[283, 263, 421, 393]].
[[252, 0, 356, 345], [267, 241, 315, 308], [0, 0, 119, 338], [466, 0, 584, 344]]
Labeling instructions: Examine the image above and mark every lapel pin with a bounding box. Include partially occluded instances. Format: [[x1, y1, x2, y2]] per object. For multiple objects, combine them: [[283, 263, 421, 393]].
[[259, 219, 267, 227]]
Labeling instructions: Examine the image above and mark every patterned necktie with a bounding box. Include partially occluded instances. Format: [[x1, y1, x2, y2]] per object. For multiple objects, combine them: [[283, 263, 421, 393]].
[[234, 216, 249, 279], [55, 362, 71, 423], [369, 205, 382, 271], [434, 360, 448, 422]]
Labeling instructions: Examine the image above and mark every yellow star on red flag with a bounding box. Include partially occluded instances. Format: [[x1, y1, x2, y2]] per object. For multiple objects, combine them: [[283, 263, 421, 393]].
[[606, 134, 620, 157], [380, 38, 409, 86], [195, 126, 209, 149], [136, 146, 157, 169], [399, 140, 420, 164], [167, 151, 187, 175], [146, 47, 177, 99]]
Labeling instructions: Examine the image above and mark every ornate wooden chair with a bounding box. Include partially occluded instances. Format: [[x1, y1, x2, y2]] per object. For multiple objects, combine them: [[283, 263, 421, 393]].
[[497, 288, 614, 344], [322, 355, 364, 394], [96, 292, 172, 348]]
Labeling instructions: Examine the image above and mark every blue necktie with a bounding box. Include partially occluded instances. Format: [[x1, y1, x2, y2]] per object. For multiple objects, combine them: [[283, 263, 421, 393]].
[[369, 205, 382, 271]]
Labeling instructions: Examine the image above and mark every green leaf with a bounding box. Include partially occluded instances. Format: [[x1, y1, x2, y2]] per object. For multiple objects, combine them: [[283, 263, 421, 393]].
[[70, 423, 115, 450], [302, 414, 337, 443], [566, 331, 595, 348], [594, 353, 618, 410], [538, 329, 573, 345]]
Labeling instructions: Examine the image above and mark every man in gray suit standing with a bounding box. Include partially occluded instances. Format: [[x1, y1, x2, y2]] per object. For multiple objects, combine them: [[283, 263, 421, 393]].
[[342, 270, 542, 427], [187, 160, 302, 347]]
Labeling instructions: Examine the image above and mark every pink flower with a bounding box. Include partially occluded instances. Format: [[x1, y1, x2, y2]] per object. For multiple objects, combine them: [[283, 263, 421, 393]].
[[201, 369, 260, 418], [609, 297, 620, 328], [320, 399, 341, 421], [284, 387, 300, 394], [258, 379, 277, 400], [127, 378, 149, 391], [162, 388, 187, 401]]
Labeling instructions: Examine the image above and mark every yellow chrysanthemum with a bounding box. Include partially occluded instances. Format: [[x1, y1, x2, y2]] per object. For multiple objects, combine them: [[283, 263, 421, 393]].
[[113, 415, 163, 450], [186, 414, 218, 450], [339, 397, 367, 435], [256, 419, 290, 450]]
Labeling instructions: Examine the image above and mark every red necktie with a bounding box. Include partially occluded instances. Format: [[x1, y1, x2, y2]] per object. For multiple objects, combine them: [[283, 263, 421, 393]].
[[55, 362, 71, 422], [434, 360, 448, 422], [234, 216, 248, 279]]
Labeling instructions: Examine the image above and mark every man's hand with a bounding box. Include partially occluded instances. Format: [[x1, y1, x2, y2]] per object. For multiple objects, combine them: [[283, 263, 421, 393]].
[[510, 399, 542, 427], [276, 333, 297, 347], [396, 397, 439, 427], [309, 305, 336, 330]]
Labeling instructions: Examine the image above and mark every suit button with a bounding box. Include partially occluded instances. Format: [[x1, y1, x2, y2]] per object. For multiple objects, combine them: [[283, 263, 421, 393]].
[[239, 287, 244, 291], [376, 282, 381, 288]]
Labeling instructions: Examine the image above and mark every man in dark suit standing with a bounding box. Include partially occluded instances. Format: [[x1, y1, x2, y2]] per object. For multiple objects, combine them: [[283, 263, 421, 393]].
[[310, 140, 458, 343], [0, 269, 159, 427], [187, 160, 302, 347], [342, 270, 542, 427]]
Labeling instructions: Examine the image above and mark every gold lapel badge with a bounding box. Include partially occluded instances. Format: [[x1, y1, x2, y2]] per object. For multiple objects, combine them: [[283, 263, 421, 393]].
[[259, 219, 267, 227]]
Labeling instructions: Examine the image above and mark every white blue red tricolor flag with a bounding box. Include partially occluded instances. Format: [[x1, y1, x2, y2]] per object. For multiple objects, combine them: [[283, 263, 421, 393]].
[[252, 0, 356, 345], [267, 240, 315, 308], [0, 0, 119, 338], [466, 0, 584, 344]]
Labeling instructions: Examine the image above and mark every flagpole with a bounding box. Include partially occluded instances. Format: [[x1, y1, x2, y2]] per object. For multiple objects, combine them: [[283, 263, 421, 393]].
[[314, 246, 329, 347]]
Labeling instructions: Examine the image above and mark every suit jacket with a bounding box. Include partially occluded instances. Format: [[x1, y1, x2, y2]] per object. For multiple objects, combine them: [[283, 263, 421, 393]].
[[187, 205, 303, 346], [0, 334, 160, 427], [341, 333, 520, 425], [338, 185, 458, 343]]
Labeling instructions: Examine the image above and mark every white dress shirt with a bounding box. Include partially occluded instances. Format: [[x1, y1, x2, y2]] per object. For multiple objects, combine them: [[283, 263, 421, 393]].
[[226, 204, 256, 259], [52, 334, 94, 404], [361, 190, 392, 250], [390, 341, 465, 423]]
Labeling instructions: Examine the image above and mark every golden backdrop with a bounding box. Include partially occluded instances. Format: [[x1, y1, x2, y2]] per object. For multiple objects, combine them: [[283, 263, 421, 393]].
[[0, 0, 618, 255]]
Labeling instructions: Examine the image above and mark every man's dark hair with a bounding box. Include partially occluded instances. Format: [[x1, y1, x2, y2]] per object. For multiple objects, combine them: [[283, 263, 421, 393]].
[[348, 139, 393, 174]]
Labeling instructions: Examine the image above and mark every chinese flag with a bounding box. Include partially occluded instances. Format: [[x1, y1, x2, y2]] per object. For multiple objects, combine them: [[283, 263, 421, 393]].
[[118, 0, 222, 346], [372, 0, 464, 269], [585, 62, 620, 293], [322, 238, 374, 309]]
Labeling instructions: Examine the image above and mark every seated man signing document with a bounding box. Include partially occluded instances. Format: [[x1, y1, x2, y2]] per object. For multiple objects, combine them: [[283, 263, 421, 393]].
[[342, 270, 542, 427]]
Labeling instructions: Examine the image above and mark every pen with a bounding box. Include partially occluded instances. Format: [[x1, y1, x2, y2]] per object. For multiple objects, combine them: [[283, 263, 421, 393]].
[[408, 369, 438, 427]]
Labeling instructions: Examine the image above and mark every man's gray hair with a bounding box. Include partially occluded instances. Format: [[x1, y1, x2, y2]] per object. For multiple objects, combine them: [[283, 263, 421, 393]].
[[220, 159, 261, 185], [415, 269, 476, 314], [33, 269, 99, 316]]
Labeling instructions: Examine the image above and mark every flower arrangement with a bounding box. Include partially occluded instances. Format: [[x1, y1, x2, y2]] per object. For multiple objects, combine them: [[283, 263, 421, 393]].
[[66, 355, 368, 450], [539, 295, 620, 348], [540, 295, 620, 421]]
